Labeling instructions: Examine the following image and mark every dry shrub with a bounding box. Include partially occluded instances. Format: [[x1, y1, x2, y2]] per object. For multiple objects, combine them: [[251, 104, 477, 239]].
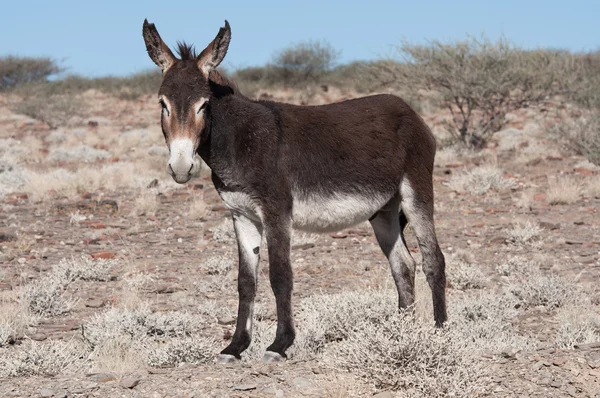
[[21, 257, 116, 317], [586, 178, 600, 198], [209, 219, 236, 243], [447, 163, 514, 195], [0, 56, 61, 90], [21, 273, 78, 317], [325, 312, 485, 397], [451, 292, 533, 353], [12, 94, 86, 129], [495, 256, 540, 277], [0, 339, 87, 377], [546, 176, 582, 205], [447, 259, 485, 290], [0, 293, 34, 347], [508, 275, 576, 310], [506, 221, 543, 246], [132, 190, 160, 217], [555, 305, 600, 349], [187, 197, 207, 220], [202, 256, 233, 276], [83, 306, 211, 368], [552, 113, 600, 165], [53, 256, 116, 282], [147, 337, 216, 367], [372, 36, 575, 148]]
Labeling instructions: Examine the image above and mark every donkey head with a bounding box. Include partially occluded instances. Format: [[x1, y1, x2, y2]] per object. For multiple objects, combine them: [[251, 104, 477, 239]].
[[142, 19, 231, 183]]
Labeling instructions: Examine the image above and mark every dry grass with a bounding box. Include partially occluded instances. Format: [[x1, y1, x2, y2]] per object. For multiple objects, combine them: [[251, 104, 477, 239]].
[[508, 274, 576, 311], [447, 259, 486, 290], [88, 337, 145, 373], [447, 163, 515, 195], [325, 312, 485, 397], [0, 292, 34, 347], [147, 337, 216, 368], [21, 273, 78, 317], [546, 176, 581, 205], [0, 339, 87, 377], [585, 178, 600, 198], [506, 221, 543, 246], [187, 197, 208, 220], [515, 188, 535, 210], [132, 190, 160, 217], [554, 305, 600, 349]]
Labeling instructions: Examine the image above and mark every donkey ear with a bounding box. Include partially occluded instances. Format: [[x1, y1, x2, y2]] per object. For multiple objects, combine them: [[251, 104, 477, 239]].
[[143, 19, 177, 73], [197, 20, 231, 75]]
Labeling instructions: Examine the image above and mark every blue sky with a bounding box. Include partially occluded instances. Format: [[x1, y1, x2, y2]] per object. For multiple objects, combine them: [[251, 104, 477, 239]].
[[0, 0, 598, 77]]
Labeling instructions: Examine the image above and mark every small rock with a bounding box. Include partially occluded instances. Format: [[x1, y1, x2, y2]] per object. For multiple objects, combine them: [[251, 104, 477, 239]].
[[233, 384, 257, 391], [88, 373, 117, 383], [39, 388, 54, 398], [552, 357, 568, 366], [29, 333, 47, 341], [90, 251, 116, 259], [120, 376, 141, 389], [152, 283, 184, 294], [330, 233, 348, 239], [292, 377, 312, 389], [147, 179, 159, 188], [85, 299, 105, 308], [373, 392, 394, 398], [217, 316, 235, 325]]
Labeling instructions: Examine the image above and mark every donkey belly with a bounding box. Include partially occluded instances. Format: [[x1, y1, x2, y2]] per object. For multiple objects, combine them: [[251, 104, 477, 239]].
[[292, 192, 391, 233]]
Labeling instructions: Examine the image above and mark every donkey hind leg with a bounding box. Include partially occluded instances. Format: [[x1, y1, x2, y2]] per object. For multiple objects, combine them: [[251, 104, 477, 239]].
[[401, 178, 447, 327], [370, 197, 417, 310], [262, 214, 295, 363], [218, 214, 263, 363]]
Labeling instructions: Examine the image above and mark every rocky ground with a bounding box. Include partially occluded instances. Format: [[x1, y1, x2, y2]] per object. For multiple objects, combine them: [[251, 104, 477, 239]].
[[0, 89, 599, 397]]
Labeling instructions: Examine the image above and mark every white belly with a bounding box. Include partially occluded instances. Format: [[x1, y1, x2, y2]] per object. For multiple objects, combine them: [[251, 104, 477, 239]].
[[292, 193, 390, 232], [220, 190, 390, 233]]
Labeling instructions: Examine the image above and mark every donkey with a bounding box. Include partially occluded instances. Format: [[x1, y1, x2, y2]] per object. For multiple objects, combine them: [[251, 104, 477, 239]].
[[142, 19, 446, 363]]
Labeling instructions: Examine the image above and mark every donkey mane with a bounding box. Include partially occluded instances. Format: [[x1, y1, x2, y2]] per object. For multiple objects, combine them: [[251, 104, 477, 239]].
[[176, 41, 197, 60]]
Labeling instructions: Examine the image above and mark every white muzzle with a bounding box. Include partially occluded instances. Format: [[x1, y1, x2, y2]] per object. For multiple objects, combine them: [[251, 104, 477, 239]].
[[168, 139, 199, 184]]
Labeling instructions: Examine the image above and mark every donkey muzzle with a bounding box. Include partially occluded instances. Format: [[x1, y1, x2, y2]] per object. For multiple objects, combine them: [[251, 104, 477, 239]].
[[168, 139, 198, 184]]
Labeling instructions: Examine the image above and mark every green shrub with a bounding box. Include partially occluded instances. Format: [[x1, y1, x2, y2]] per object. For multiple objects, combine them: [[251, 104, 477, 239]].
[[0, 56, 61, 90]]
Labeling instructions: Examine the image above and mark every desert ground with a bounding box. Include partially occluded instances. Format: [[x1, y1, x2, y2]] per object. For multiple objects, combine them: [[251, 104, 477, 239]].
[[0, 85, 599, 398]]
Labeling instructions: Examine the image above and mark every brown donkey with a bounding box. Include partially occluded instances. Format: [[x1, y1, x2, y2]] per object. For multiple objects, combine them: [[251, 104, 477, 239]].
[[142, 19, 446, 363]]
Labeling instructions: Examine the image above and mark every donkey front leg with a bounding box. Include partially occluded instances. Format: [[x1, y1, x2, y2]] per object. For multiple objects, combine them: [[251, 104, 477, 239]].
[[263, 214, 295, 363], [218, 214, 263, 363]]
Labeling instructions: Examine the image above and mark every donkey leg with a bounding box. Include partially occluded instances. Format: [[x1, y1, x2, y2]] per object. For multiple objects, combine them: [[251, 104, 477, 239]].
[[262, 215, 295, 363], [370, 198, 417, 310], [401, 178, 447, 327], [218, 214, 263, 362]]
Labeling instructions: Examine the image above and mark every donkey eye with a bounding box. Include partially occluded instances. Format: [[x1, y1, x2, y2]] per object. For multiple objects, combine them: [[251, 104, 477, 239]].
[[197, 101, 208, 114], [159, 100, 169, 116]]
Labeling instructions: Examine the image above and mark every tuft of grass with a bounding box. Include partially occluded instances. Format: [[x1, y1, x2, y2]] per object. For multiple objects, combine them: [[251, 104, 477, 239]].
[[508, 274, 575, 310], [554, 305, 600, 349], [0, 339, 87, 377], [506, 221, 543, 246], [546, 176, 582, 205], [147, 337, 216, 368], [88, 337, 145, 374], [325, 312, 485, 396], [187, 197, 208, 220], [447, 163, 515, 195], [53, 256, 116, 283], [202, 256, 234, 276], [0, 293, 34, 347], [447, 259, 486, 290], [132, 191, 160, 217], [21, 273, 78, 317]]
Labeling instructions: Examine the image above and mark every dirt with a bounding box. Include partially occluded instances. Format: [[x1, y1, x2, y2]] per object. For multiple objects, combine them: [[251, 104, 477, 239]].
[[0, 92, 599, 397]]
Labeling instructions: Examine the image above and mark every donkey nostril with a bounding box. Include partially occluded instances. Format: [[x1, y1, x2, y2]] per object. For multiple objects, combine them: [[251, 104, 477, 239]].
[[168, 164, 175, 175], [187, 164, 193, 176]]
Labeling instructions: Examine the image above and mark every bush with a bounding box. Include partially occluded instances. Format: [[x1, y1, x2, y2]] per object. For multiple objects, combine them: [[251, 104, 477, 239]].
[[11, 94, 85, 129], [552, 113, 600, 165], [0, 56, 61, 90], [373, 36, 574, 148], [271, 40, 340, 87]]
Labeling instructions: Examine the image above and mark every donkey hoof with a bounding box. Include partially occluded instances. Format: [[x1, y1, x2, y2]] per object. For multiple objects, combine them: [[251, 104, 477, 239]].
[[217, 354, 239, 364], [262, 351, 286, 364]]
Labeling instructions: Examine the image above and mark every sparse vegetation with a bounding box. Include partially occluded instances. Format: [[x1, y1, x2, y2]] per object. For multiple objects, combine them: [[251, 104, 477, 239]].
[[447, 163, 515, 195], [546, 175, 582, 205], [506, 221, 543, 246], [0, 56, 61, 90]]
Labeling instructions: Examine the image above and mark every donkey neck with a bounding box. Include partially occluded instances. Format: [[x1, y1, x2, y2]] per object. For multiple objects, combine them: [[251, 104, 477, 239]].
[[199, 93, 271, 188]]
